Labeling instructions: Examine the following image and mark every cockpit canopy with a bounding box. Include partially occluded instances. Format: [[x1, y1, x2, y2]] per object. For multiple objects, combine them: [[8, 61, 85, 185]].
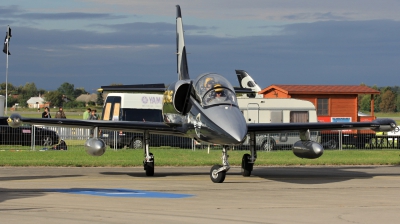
[[194, 73, 238, 107]]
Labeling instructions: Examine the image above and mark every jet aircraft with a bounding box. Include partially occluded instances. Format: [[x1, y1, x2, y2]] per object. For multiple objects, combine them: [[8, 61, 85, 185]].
[[6, 5, 397, 183]]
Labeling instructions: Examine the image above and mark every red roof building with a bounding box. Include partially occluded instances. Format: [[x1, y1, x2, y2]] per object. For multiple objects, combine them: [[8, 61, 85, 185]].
[[259, 85, 380, 123]]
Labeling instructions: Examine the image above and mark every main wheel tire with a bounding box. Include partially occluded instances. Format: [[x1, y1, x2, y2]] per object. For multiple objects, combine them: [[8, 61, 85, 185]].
[[42, 136, 53, 146], [260, 139, 275, 151], [210, 165, 226, 183], [241, 153, 253, 177], [144, 153, 154, 176], [328, 139, 338, 149], [130, 138, 143, 149]]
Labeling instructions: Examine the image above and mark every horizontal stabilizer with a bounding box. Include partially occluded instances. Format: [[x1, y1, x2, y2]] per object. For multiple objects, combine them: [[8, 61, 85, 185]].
[[99, 83, 166, 93], [233, 87, 256, 94]]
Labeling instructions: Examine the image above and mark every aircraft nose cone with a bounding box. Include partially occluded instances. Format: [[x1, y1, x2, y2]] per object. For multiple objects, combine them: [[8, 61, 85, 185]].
[[206, 105, 247, 144], [227, 124, 247, 144]]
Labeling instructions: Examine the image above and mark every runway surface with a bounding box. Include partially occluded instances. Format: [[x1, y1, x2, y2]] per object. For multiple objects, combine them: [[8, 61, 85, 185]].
[[1, 166, 400, 223]]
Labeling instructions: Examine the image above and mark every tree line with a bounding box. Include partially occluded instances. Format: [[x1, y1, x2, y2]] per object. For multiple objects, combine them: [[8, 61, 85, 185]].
[[0, 82, 103, 108], [1, 81, 399, 112], [358, 84, 400, 113]]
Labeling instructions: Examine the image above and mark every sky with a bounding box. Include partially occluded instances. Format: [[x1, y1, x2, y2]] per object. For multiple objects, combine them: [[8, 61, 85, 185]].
[[0, 0, 400, 93]]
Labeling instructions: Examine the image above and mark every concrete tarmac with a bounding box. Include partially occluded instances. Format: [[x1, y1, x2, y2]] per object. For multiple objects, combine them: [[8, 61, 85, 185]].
[[1, 166, 400, 223]]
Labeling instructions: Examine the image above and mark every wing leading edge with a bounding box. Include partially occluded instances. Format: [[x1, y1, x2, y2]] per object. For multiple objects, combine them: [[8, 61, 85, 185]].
[[6, 115, 184, 136], [247, 118, 396, 133]]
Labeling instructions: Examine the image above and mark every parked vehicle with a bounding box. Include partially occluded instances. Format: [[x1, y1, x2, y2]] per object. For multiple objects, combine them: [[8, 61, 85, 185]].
[[0, 117, 59, 146], [100, 93, 193, 149]]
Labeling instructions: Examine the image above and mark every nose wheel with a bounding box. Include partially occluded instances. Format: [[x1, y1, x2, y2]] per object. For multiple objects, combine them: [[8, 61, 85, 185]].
[[209, 145, 230, 183], [210, 165, 226, 183]]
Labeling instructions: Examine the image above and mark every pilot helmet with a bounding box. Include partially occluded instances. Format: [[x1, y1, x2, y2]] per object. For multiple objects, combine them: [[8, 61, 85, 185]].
[[207, 80, 215, 88], [214, 84, 223, 92], [205, 77, 215, 87]]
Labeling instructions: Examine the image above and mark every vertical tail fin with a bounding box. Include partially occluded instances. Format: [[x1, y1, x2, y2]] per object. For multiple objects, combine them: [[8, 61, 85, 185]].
[[176, 5, 190, 80], [235, 70, 262, 98]]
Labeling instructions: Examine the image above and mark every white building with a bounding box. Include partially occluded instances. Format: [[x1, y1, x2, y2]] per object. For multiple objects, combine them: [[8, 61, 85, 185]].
[[27, 96, 46, 108]]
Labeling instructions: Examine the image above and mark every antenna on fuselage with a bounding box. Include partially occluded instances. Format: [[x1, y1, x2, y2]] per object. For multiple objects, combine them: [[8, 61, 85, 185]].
[[176, 5, 190, 80]]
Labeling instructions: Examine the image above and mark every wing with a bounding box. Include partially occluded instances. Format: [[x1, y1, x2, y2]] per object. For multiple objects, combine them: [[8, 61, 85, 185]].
[[6, 115, 185, 136], [247, 118, 396, 133]]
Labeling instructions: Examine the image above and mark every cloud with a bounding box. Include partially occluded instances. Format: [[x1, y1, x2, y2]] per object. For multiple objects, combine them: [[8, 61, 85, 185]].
[[282, 12, 349, 21], [0, 5, 24, 17], [94, 22, 175, 33], [80, 0, 400, 21], [184, 20, 400, 86], [0, 5, 125, 22], [19, 12, 126, 20], [2, 18, 400, 92]]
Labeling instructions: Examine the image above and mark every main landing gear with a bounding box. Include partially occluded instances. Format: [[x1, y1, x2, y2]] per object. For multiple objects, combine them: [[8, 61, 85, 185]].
[[142, 131, 154, 176], [241, 132, 257, 177], [210, 145, 230, 183], [142, 130, 257, 183]]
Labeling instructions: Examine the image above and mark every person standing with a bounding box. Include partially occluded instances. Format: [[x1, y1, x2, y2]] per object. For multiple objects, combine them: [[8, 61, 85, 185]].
[[88, 110, 99, 137], [88, 109, 98, 120], [55, 106, 66, 119], [83, 108, 91, 120], [94, 109, 100, 120], [42, 107, 51, 118]]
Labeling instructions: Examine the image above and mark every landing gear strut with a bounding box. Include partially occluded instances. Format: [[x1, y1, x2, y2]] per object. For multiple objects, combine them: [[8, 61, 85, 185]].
[[142, 131, 154, 176], [242, 132, 256, 177], [209, 145, 230, 183]]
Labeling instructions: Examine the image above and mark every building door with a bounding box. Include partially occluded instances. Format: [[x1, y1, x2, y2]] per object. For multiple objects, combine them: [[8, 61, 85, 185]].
[[247, 103, 259, 123]]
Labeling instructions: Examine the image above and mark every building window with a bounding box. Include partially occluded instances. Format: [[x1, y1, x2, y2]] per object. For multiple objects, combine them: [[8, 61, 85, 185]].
[[317, 98, 329, 115]]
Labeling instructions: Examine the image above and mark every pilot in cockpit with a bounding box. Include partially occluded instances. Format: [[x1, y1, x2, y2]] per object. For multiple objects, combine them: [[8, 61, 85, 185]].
[[203, 78, 215, 93], [205, 84, 226, 103], [213, 84, 225, 97], [197, 74, 237, 106]]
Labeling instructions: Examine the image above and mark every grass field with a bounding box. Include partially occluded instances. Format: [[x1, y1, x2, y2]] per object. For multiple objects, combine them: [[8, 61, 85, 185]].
[[2, 110, 399, 167], [1, 147, 400, 167]]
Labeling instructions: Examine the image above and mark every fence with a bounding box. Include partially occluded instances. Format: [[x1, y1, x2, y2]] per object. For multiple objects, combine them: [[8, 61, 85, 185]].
[[0, 125, 399, 150]]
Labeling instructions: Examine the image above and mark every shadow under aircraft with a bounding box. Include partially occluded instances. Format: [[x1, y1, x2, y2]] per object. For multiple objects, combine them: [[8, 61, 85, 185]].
[[6, 5, 397, 183]]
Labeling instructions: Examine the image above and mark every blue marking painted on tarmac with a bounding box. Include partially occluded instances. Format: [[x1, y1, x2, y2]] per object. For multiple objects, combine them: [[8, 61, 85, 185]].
[[50, 188, 193, 198]]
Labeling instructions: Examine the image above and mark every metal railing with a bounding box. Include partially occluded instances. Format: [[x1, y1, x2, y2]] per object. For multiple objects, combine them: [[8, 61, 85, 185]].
[[0, 125, 399, 150]]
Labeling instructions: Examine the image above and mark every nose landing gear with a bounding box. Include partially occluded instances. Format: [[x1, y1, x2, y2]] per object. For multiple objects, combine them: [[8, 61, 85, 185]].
[[209, 145, 230, 183]]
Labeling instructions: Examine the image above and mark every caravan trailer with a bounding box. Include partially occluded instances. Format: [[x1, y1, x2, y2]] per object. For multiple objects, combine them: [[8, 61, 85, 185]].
[[237, 97, 319, 150]]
